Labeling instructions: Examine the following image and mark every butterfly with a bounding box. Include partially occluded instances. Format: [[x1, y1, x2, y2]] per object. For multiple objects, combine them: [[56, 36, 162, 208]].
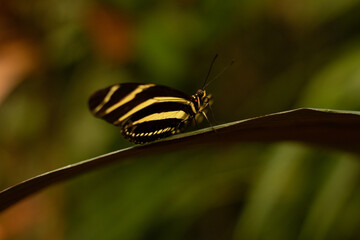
[[88, 55, 229, 144], [88, 82, 212, 144]]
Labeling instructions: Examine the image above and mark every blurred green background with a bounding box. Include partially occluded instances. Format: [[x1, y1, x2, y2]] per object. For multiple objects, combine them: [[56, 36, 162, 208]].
[[1, 0, 360, 239]]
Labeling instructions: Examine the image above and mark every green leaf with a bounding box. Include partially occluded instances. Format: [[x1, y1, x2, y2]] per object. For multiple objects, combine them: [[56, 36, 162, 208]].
[[1, 108, 359, 212]]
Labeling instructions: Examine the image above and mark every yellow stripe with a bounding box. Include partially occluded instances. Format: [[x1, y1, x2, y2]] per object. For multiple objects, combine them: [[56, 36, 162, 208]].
[[102, 84, 155, 116], [132, 110, 189, 125], [92, 85, 120, 114], [114, 96, 192, 125]]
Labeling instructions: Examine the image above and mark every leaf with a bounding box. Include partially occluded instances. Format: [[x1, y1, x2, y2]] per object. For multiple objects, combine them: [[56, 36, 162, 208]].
[[1, 108, 359, 212]]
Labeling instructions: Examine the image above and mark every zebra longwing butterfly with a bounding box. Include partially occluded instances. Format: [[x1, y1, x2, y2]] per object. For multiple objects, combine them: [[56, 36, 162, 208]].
[[88, 55, 227, 144], [88, 83, 212, 144]]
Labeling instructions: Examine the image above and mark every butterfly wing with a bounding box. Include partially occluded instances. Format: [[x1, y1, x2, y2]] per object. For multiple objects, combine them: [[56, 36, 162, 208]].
[[89, 83, 197, 143]]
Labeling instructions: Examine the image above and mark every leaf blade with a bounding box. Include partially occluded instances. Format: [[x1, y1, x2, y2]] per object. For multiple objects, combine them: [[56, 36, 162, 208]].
[[1, 108, 359, 212]]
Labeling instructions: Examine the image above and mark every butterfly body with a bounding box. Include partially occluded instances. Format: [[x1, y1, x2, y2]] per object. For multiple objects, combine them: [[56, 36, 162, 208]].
[[89, 83, 211, 144]]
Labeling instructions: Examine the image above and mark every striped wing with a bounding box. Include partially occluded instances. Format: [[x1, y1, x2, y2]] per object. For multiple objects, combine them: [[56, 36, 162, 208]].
[[88, 83, 196, 143]]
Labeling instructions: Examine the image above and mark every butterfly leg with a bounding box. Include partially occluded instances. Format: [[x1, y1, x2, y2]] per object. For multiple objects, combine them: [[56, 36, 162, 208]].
[[193, 117, 199, 129], [201, 111, 217, 133], [207, 104, 217, 125]]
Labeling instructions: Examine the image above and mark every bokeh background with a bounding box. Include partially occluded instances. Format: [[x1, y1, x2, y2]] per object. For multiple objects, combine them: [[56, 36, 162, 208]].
[[1, 0, 360, 239]]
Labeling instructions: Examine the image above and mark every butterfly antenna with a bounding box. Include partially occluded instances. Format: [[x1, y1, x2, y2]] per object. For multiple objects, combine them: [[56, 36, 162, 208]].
[[202, 54, 218, 90], [203, 58, 235, 89]]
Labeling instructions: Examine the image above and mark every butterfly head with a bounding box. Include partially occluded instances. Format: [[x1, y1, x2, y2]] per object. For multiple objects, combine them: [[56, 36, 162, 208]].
[[193, 89, 212, 113]]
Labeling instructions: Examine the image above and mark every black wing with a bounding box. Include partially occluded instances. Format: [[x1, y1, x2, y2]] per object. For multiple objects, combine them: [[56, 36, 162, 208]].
[[89, 83, 197, 143]]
